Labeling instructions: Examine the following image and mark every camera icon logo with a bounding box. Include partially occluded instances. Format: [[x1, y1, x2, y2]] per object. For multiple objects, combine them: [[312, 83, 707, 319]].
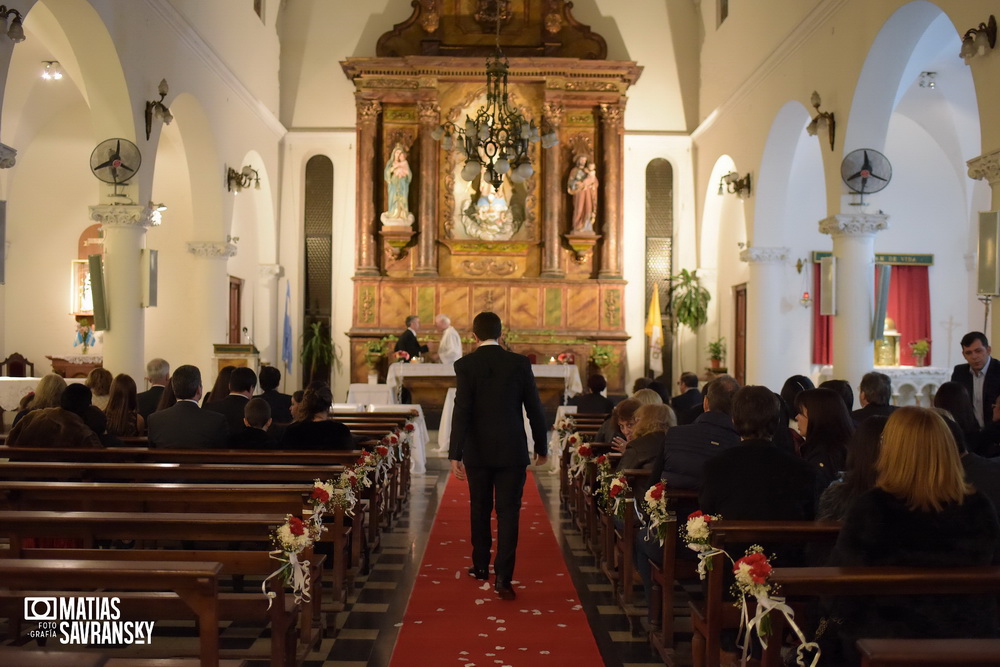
[[24, 597, 57, 621]]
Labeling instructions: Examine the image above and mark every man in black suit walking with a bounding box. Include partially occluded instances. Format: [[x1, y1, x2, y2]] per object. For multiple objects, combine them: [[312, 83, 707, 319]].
[[951, 331, 1000, 429], [148, 365, 229, 449], [449, 312, 548, 600], [137, 358, 169, 420], [394, 315, 428, 360]]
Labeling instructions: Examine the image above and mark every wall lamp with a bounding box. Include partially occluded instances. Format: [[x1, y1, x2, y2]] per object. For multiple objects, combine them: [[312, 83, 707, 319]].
[[718, 171, 751, 198], [1, 5, 25, 43], [227, 165, 260, 193], [961, 15, 996, 62], [806, 91, 836, 151], [144, 79, 172, 141], [147, 201, 166, 226], [41, 61, 62, 80]]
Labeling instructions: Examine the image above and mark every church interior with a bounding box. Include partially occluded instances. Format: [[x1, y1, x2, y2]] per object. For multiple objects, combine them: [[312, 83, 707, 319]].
[[2, 0, 1000, 665]]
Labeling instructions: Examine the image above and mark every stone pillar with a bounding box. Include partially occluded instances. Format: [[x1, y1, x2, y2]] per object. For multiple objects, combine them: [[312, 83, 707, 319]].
[[968, 149, 1000, 344], [256, 264, 284, 365], [415, 102, 440, 276], [819, 213, 889, 389], [598, 103, 624, 279], [187, 241, 238, 380], [739, 246, 789, 390], [89, 204, 156, 379], [356, 99, 381, 276], [541, 102, 564, 278]]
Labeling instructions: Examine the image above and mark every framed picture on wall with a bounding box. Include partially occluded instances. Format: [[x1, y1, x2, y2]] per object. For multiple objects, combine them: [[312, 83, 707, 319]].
[[71, 259, 94, 316]]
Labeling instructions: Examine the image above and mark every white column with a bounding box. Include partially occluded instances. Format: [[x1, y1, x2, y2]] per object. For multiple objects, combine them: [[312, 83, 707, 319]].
[[89, 204, 157, 380], [255, 263, 284, 365], [968, 149, 1000, 344], [819, 213, 889, 390], [739, 246, 789, 389], [187, 241, 238, 382]]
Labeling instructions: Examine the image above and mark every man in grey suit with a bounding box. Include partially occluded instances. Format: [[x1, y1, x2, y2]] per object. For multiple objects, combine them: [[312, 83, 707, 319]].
[[148, 365, 229, 449], [449, 312, 548, 600], [137, 358, 169, 420]]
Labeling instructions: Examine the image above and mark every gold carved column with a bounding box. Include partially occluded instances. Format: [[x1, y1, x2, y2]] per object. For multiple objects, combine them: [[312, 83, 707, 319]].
[[541, 102, 565, 278], [356, 99, 381, 276], [416, 102, 440, 276], [598, 102, 624, 279]]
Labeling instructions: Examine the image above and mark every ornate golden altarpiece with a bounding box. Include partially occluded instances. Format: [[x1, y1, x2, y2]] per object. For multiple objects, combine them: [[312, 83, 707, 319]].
[[342, 0, 641, 393]]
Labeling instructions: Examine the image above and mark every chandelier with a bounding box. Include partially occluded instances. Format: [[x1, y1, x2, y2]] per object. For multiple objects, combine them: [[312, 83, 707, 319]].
[[432, 7, 557, 189]]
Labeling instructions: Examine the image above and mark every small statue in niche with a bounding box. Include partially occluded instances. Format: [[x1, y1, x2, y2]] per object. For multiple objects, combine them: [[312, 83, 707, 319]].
[[460, 163, 518, 241], [567, 154, 598, 234], [381, 144, 415, 226]]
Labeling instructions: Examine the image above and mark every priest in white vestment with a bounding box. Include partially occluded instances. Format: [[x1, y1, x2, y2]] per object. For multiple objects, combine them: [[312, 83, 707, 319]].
[[435, 314, 463, 366]]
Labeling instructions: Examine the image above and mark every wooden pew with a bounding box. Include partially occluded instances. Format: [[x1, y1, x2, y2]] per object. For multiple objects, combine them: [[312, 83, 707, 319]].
[[690, 520, 841, 667], [0, 559, 223, 667], [760, 566, 1000, 667], [857, 638, 1000, 666]]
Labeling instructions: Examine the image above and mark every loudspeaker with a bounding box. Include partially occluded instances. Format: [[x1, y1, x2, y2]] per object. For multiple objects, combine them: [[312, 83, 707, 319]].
[[978, 211, 1000, 296], [872, 264, 891, 340], [819, 256, 836, 316], [88, 254, 109, 331], [140, 248, 158, 308]]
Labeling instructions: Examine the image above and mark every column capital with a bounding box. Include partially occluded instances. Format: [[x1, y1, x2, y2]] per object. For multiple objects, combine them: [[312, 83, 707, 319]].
[[258, 263, 284, 280], [968, 148, 1000, 185], [0, 142, 16, 169], [542, 102, 564, 128], [739, 246, 789, 264], [417, 101, 440, 125], [187, 241, 238, 259], [89, 204, 157, 229], [599, 102, 624, 127], [356, 99, 382, 123], [819, 213, 888, 237]]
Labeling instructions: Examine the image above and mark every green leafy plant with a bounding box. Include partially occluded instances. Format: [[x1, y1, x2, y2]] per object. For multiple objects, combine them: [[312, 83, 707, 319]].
[[362, 336, 397, 370], [908, 338, 930, 356], [300, 321, 333, 384], [707, 337, 726, 362], [668, 268, 711, 332], [589, 344, 615, 368]]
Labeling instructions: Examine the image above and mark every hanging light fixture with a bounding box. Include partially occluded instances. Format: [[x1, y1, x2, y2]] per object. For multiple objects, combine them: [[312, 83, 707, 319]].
[[1, 5, 25, 43], [432, 5, 557, 189]]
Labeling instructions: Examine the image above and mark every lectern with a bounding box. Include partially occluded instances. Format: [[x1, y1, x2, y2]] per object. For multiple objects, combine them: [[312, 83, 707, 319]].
[[212, 343, 259, 377]]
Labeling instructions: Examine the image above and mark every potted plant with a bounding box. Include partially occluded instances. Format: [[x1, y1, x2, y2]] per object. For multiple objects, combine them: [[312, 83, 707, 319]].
[[300, 321, 333, 386], [363, 338, 388, 382], [707, 337, 726, 370], [668, 268, 711, 333], [908, 338, 930, 367], [589, 344, 615, 370]]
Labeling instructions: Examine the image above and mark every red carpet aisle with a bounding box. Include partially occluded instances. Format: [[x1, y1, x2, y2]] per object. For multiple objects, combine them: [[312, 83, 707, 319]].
[[390, 471, 604, 666]]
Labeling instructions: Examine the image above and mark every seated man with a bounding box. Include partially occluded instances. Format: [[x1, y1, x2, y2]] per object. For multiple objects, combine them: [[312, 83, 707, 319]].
[[205, 366, 257, 434], [137, 357, 169, 420], [148, 364, 229, 449], [257, 365, 292, 424], [568, 374, 614, 414], [228, 397, 278, 449], [671, 372, 702, 425], [851, 371, 897, 423]]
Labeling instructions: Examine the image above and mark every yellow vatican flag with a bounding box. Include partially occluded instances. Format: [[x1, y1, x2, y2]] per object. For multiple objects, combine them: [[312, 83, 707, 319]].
[[646, 283, 664, 375]]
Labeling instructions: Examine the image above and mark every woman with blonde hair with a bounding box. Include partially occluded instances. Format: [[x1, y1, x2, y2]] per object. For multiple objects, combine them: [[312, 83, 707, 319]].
[[825, 406, 1000, 664], [616, 403, 676, 472], [86, 367, 114, 410], [12, 373, 67, 428], [104, 373, 145, 437]]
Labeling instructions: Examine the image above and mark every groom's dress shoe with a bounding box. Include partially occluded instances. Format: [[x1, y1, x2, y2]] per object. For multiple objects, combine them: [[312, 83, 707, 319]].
[[494, 578, 516, 600], [468, 567, 489, 581]]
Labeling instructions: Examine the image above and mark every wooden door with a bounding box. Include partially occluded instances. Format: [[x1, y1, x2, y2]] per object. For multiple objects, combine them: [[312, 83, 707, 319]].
[[228, 277, 243, 344], [734, 283, 747, 385]]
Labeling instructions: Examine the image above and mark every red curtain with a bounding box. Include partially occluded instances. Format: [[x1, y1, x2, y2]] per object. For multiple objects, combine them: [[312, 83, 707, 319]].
[[885, 265, 931, 365], [812, 268, 833, 364]]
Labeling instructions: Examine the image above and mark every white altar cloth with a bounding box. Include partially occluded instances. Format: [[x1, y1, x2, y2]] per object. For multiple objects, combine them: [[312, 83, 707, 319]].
[[331, 403, 428, 474], [386, 362, 583, 400]]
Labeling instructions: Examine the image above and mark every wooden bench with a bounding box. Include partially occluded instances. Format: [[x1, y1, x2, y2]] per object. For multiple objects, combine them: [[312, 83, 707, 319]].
[[760, 566, 1000, 667], [0, 559, 224, 667], [857, 638, 1000, 666], [691, 520, 841, 667]]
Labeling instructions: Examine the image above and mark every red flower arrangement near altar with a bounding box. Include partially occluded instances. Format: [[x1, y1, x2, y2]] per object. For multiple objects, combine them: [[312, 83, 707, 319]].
[[556, 352, 575, 364], [394, 350, 410, 362]]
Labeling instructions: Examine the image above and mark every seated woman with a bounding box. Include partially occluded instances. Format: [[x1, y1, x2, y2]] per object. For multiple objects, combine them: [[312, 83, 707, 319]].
[[12, 373, 66, 428], [817, 416, 887, 521], [795, 387, 855, 490], [596, 398, 639, 452], [824, 407, 1000, 665], [104, 373, 146, 437], [8, 383, 102, 449], [85, 367, 114, 410], [202, 365, 234, 406], [280, 383, 353, 450], [568, 373, 615, 414], [616, 403, 676, 474]]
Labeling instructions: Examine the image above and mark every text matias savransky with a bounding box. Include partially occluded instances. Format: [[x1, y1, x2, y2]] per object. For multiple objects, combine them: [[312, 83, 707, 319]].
[[25, 596, 155, 645]]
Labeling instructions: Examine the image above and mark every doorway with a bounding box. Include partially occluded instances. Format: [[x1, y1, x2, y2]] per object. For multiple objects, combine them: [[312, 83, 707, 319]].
[[228, 276, 243, 344], [733, 283, 746, 385]]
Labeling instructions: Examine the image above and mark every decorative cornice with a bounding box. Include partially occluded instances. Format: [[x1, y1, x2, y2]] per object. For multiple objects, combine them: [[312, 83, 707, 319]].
[[739, 246, 789, 264], [819, 213, 889, 237], [187, 241, 238, 258], [968, 149, 1000, 185], [89, 204, 156, 229], [143, 0, 286, 138], [258, 263, 284, 280], [0, 143, 16, 168]]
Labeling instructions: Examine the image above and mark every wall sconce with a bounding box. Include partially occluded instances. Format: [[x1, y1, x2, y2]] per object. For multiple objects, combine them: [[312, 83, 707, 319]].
[[718, 171, 751, 198], [144, 79, 172, 141], [40, 60, 62, 80], [961, 15, 996, 62], [1, 5, 26, 43], [147, 201, 166, 226], [806, 91, 836, 151], [918, 71, 936, 89], [226, 165, 260, 193]]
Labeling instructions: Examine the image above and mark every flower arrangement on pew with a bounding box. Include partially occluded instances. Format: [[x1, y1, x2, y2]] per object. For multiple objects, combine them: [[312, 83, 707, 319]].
[[567, 439, 591, 477], [732, 545, 820, 667], [264, 514, 318, 608], [682, 510, 723, 576], [642, 481, 671, 544], [605, 475, 630, 519]]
